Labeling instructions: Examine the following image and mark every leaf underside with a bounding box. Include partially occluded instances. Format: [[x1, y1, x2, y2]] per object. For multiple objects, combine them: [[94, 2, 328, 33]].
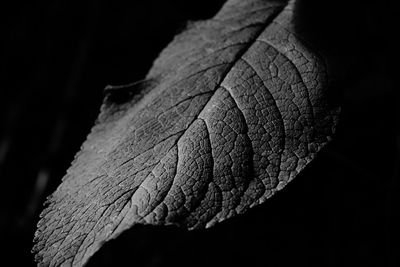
[[33, 0, 339, 266]]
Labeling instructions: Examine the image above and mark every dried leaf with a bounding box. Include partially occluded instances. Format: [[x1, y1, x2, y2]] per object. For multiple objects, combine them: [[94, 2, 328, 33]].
[[33, 0, 339, 266]]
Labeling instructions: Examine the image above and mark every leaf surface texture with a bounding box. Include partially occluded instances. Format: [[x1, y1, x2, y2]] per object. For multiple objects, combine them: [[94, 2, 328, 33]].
[[33, 0, 340, 266]]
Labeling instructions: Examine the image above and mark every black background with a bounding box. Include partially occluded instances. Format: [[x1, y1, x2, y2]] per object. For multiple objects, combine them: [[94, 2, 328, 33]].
[[1, 0, 398, 266]]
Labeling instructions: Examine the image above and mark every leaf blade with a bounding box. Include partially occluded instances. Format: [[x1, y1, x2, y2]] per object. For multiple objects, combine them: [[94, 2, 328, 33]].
[[33, 0, 340, 266]]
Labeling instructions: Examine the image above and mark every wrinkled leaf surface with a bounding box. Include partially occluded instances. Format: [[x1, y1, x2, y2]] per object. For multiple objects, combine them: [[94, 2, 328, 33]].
[[33, 0, 339, 266]]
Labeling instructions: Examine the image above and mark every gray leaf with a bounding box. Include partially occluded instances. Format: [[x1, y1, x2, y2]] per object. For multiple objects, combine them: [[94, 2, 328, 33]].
[[33, 0, 340, 266]]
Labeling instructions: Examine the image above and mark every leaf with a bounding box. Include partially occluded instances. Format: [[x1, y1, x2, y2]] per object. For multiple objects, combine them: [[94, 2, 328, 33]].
[[33, 0, 340, 266]]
